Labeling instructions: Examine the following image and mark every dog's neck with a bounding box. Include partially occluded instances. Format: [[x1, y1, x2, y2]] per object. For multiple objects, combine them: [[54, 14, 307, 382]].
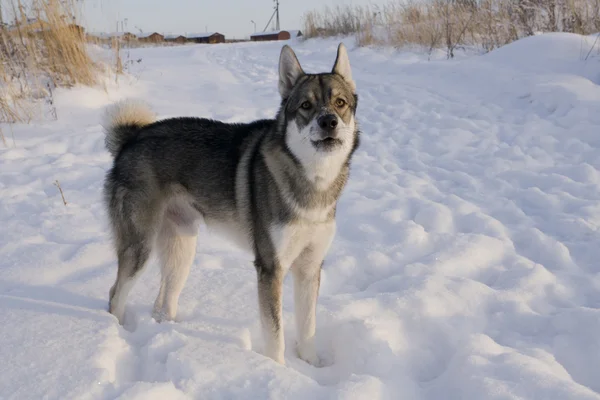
[[284, 116, 356, 184], [261, 135, 350, 219]]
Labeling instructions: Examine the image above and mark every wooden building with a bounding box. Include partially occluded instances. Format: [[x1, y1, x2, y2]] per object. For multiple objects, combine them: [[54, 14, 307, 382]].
[[67, 24, 85, 38], [86, 32, 136, 47], [250, 30, 291, 42], [165, 34, 187, 44], [138, 32, 164, 43], [186, 32, 225, 44], [8, 19, 85, 39]]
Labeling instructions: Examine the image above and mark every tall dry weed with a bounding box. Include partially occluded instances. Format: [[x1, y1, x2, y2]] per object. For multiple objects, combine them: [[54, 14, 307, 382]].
[[303, 0, 600, 55], [0, 0, 98, 131]]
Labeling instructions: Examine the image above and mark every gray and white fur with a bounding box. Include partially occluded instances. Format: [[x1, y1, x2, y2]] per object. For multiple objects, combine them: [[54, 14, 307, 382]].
[[102, 43, 360, 365]]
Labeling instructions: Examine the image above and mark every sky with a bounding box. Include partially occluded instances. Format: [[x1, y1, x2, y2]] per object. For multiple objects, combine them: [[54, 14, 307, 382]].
[[79, 0, 378, 39]]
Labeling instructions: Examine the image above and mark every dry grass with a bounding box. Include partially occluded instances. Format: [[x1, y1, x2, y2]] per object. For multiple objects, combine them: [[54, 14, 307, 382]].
[[53, 179, 67, 205], [0, 0, 98, 129], [303, 5, 366, 38], [303, 0, 600, 56]]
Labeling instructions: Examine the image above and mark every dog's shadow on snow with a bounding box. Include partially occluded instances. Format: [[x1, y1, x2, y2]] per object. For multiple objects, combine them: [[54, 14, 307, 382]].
[[0, 283, 109, 322]]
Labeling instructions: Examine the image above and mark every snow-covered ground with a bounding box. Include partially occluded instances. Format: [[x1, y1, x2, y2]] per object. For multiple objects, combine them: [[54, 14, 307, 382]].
[[1, 32, 600, 399]]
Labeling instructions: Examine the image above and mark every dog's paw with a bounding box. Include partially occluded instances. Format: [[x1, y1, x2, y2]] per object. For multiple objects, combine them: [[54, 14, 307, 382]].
[[152, 308, 173, 323], [262, 347, 286, 365], [108, 302, 125, 325], [296, 341, 321, 367]]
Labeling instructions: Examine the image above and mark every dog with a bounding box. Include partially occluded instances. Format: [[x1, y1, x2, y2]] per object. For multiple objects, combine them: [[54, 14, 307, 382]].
[[101, 43, 360, 365]]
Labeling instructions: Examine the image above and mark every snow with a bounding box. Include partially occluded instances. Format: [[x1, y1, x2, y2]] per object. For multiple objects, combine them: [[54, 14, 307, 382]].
[[164, 34, 186, 40], [1, 32, 600, 399], [136, 32, 162, 39], [185, 32, 222, 39], [251, 30, 301, 37], [88, 32, 135, 39], [251, 30, 286, 36]]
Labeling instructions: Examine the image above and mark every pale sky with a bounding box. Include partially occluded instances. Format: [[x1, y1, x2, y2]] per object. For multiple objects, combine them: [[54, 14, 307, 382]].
[[79, 0, 377, 39]]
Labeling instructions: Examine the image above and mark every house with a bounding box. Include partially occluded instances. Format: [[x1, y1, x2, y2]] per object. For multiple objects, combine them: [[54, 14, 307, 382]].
[[16, 21, 85, 39], [250, 30, 291, 41], [288, 30, 303, 38], [138, 32, 164, 43], [120, 32, 137, 41], [67, 24, 85, 37], [85, 32, 103, 43], [165, 34, 187, 44], [8, 17, 44, 33], [85, 31, 136, 47], [8, 18, 81, 35], [186, 32, 225, 44], [91, 31, 136, 41]]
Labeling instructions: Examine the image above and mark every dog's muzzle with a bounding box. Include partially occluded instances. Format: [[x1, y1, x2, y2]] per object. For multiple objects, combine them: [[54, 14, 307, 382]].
[[317, 114, 338, 135], [311, 114, 343, 151]]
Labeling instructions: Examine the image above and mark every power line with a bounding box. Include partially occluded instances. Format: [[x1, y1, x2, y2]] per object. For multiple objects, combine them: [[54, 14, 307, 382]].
[[262, 0, 280, 32]]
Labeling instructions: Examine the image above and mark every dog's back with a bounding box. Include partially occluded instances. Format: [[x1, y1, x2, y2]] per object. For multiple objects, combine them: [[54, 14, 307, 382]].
[[103, 101, 275, 230], [104, 101, 272, 195]]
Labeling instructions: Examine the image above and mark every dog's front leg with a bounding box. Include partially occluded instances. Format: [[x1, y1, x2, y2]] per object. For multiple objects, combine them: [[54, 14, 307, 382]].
[[291, 222, 336, 367], [291, 247, 322, 366], [255, 259, 285, 364]]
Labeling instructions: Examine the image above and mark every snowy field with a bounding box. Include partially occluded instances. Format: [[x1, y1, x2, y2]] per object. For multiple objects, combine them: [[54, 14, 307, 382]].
[[1, 33, 600, 399]]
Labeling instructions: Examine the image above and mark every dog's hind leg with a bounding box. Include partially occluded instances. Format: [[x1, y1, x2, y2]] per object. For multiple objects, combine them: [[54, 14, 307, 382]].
[[152, 206, 198, 322], [107, 185, 159, 325], [108, 235, 152, 325]]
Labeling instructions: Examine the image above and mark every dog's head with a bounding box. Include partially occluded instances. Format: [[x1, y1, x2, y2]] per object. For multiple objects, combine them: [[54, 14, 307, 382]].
[[278, 43, 359, 159]]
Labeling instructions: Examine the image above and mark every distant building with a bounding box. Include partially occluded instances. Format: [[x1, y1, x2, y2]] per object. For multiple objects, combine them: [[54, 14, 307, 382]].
[[138, 32, 164, 43], [165, 34, 187, 44], [186, 32, 225, 44], [123, 32, 137, 41], [86, 31, 136, 46], [250, 30, 291, 41], [106, 32, 137, 41], [89, 31, 136, 41], [67, 24, 85, 37], [8, 19, 85, 39], [7, 17, 44, 33]]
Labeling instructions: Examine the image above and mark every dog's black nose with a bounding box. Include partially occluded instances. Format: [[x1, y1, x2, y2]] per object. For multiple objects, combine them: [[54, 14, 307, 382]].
[[317, 114, 338, 132]]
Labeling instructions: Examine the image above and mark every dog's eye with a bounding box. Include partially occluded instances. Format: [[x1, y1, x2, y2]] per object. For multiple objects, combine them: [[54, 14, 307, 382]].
[[335, 98, 346, 108], [300, 101, 312, 110]]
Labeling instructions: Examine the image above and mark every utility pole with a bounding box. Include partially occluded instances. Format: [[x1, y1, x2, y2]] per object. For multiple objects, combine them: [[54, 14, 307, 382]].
[[275, 0, 279, 31], [262, 0, 280, 32]]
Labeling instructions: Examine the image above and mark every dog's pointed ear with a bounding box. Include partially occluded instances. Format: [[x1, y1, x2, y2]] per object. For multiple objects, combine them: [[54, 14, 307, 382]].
[[279, 45, 305, 99], [332, 43, 356, 93]]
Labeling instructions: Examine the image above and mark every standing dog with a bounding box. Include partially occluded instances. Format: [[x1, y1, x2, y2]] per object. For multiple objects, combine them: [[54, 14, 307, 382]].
[[102, 43, 360, 365]]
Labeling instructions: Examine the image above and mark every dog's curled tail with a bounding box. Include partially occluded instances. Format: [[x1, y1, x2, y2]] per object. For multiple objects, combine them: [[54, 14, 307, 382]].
[[101, 99, 156, 157]]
